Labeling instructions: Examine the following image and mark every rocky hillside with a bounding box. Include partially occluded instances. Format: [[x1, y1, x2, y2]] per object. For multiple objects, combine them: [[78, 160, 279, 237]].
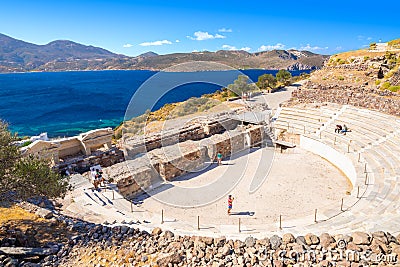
[[288, 39, 400, 115], [0, 33, 328, 73]]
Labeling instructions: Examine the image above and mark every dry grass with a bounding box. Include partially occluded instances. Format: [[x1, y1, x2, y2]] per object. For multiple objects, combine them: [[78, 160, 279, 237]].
[[0, 204, 78, 246], [331, 49, 386, 60], [0, 205, 44, 225]]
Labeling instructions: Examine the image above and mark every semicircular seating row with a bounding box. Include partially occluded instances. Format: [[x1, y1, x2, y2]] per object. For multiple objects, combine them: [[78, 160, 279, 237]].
[[274, 103, 400, 234]]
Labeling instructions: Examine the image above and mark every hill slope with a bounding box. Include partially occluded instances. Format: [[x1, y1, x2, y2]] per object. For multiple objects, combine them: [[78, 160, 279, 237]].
[[287, 39, 400, 116], [0, 33, 328, 72]]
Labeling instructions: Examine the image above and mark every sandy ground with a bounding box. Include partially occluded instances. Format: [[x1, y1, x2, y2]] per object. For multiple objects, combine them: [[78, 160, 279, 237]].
[[133, 146, 351, 227]]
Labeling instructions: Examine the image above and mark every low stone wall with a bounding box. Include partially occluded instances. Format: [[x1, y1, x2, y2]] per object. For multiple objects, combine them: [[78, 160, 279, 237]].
[[56, 147, 125, 174], [108, 125, 266, 199], [123, 115, 240, 158], [289, 82, 400, 117]]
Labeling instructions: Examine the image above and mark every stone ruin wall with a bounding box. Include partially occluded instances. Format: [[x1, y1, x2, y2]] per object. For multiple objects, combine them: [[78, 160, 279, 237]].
[[123, 116, 239, 158], [105, 125, 265, 199], [57, 147, 125, 174], [288, 82, 400, 117]]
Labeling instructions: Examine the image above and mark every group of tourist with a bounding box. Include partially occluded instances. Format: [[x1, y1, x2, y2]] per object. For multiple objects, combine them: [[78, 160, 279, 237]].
[[91, 167, 106, 190], [335, 124, 349, 135]]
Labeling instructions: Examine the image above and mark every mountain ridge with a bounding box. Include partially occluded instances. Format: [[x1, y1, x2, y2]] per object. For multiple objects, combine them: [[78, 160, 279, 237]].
[[0, 33, 329, 73]]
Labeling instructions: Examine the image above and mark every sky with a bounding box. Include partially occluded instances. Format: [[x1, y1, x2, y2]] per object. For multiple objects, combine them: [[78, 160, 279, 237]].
[[1, 0, 400, 57]]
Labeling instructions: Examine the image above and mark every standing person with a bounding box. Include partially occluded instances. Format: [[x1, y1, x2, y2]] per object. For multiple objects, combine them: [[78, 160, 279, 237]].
[[227, 195, 234, 215], [217, 151, 223, 166]]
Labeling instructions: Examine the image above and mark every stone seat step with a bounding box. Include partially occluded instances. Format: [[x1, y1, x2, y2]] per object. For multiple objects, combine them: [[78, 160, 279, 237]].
[[340, 111, 397, 134], [333, 117, 391, 139], [277, 111, 330, 123], [274, 119, 321, 130], [344, 107, 400, 128]]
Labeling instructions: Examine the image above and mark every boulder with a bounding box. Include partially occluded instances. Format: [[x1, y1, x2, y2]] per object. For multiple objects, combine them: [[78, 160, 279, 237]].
[[270, 235, 282, 250], [319, 233, 334, 248], [351, 232, 371, 245], [34, 208, 53, 219], [295, 236, 307, 247], [372, 231, 388, 244], [156, 252, 182, 266], [282, 233, 295, 244], [152, 227, 162, 236], [244, 237, 256, 248], [305, 233, 319, 245]]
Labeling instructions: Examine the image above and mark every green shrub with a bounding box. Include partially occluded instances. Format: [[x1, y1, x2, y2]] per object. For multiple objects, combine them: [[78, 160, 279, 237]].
[[388, 86, 400, 92], [21, 140, 32, 147], [337, 76, 345, 81], [364, 56, 370, 61], [375, 80, 381, 85], [338, 59, 346, 65], [381, 81, 391, 90]]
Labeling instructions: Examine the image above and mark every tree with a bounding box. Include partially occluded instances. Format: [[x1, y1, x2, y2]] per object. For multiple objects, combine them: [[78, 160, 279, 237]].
[[276, 69, 292, 85], [0, 121, 70, 201], [227, 75, 251, 96], [256, 74, 277, 92]]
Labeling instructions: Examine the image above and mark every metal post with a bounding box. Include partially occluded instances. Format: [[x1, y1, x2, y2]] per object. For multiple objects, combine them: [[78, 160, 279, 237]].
[[364, 163, 367, 173], [238, 218, 241, 233], [347, 144, 350, 153], [197, 216, 200, 230], [334, 136, 336, 146], [365, 173, 368, 185], [287, 122, 290, 130], [279, 215, 282, 230], [358, 153, 361, 162], [161, 209, 164, 224], [319, 132, 322, 139], [341, 198, 344, 211], [314, 209, 317, 223], [130, 202, 133, 212], [112, 190, 115, 200], [303, 125, 306, 134], [357, 186, 360, 198]]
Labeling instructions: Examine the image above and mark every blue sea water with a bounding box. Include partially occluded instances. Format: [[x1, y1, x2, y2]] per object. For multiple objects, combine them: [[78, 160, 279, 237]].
[[0, 69, 308, 137]]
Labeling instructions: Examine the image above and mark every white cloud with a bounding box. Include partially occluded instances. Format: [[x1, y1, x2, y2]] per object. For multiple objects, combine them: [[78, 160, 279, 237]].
[[123, 44, 133, 48], [218, 28, 232, 33], [175, 39, 180, 43], [240, 47, 251, 52], [335, 46, 343, 51], [300, 44, 328, 51], [222, 44, 236, 50], [258, 43, 286, 51], [139, 40, 172, 46], [222, 45, 251, 52], [187, 31, 226, 41]]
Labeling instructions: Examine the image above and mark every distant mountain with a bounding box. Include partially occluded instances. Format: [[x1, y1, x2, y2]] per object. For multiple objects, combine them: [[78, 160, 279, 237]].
[[0, 33, 329, 73]]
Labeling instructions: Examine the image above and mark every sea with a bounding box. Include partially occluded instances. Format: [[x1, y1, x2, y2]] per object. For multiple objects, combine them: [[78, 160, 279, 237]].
[[0, 69, 309, 137]]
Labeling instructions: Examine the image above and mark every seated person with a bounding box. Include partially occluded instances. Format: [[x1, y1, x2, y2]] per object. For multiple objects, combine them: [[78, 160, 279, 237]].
[[335, 124, 342, 133], [340, 124, 349, 135]]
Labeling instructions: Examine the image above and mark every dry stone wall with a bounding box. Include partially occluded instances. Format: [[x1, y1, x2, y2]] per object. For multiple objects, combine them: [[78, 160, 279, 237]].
[[107, 125, 266, 199], [123, 115, 240, 158], [57, 147, 124, 174], [289, 82, 400, 117]]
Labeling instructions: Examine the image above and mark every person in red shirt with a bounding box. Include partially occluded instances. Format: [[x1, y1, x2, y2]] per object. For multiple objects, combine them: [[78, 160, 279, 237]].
[[228, 195, 234, 215]]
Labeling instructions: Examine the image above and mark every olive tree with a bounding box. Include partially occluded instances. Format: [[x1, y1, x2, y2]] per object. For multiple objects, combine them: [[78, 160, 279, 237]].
[[256, 74, 277, 92], [276, 69, 292, 85], [227, 75, 252, 96], [0, 121, 70, 201]]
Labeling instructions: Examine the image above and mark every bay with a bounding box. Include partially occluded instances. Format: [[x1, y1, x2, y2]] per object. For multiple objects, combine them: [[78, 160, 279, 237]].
[[0, 69, 308, 137]]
